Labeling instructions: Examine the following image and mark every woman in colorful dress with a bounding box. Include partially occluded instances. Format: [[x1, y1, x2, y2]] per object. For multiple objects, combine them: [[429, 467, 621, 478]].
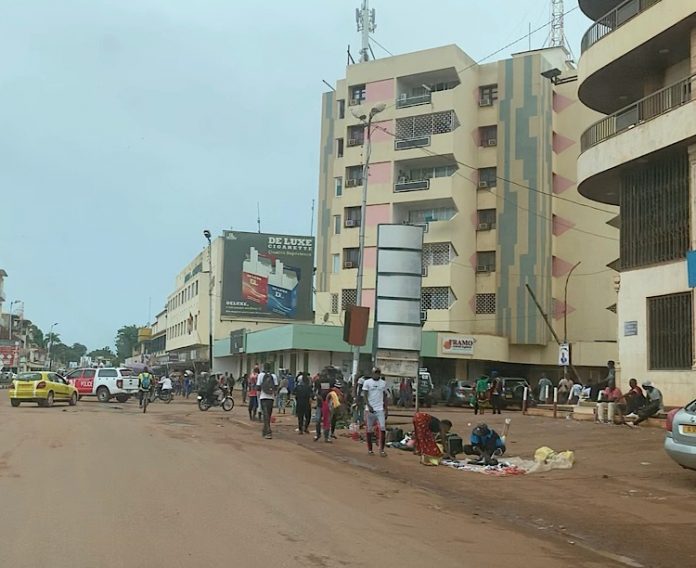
[[412, 412, 453, 466]]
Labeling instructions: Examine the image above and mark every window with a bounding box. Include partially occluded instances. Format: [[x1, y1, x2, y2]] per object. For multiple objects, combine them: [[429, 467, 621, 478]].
[[333, 215, 341, 235], [421, 287, 455, 310], [337, 99, 345, 119], [343, 248, 360, 268], [342, 288, 357, 310], [476, 293, 496, 314], [347, 125, 365, 146], [478, 167, 497, 188], [648, 292, 693, 370], [422, 243, 455, 268], [332, 254, 341, 273], [349, 84, 366, 105], [408, 207, 456, 224], [194, 314, 198, 329], [397, 164, 456, 182], [395, 111, 459, 140], [334, 177, 343, 197], [330, 293, 339, 314], [337, 138, 344, 158], [479, 84, 499, 105], [344, 206, 361, 227], [98, 369, 118, 378], [346, 165, 363, 187], [476, 251, 496, 272], [477, 209, 496, 229], [83, 369, 96, 379], [479, 125, 498, 146], [621, 153, 689, 270]]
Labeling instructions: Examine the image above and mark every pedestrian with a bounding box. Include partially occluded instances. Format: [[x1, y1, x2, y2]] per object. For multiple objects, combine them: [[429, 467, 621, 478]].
[[257, 363, 279, 439], [558, 375, 573, 404], [627, 381, 662, 427], [294, 373, 312, 434], [352, 370, 366, 426], [277, 374, 289, 413], [474, 375, 489, 415], [248, 366, 260, 421], [328, 384, 345, 439], [314, 392, 331, 442], [489, 376, 503, 414], [287, 371, 296, 398], [362, 367, 388, 457], [404, 378, 413, 408], [538, 374, 553, 404], [412, 412, 453, 466], [225, 372, 236, 394], [241, 373, 249, 404], [398, 379, 408, 408]]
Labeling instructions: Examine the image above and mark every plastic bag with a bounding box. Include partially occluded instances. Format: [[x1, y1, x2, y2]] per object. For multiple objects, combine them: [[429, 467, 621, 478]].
[[532, 446, 575, 471]]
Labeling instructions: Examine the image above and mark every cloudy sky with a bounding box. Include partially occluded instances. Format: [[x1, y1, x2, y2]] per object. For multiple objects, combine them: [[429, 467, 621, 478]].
[[0, 1, 591, 349]]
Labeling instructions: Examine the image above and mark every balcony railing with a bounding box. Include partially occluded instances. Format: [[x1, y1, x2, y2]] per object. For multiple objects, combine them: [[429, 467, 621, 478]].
[[396, 93, 432, 109], [581, 0, 661, 53], [394, 179, 430, 193], [580, 74, 695, 152]]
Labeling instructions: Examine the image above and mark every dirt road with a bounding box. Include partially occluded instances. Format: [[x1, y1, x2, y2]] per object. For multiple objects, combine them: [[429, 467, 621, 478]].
[[0, 398, 623, 568]]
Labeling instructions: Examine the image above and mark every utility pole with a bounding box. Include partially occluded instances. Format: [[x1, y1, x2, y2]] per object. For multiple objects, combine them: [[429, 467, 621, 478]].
[[355, 0, 375, 63], [47, 322, 58, 371], [203, 231, 214, 372], [562, 262, 582, 385]]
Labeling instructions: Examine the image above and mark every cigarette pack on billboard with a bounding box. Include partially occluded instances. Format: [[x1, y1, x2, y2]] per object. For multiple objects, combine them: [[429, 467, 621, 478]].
[[242, 247, 272, 305], [267, 260, 299, 317]]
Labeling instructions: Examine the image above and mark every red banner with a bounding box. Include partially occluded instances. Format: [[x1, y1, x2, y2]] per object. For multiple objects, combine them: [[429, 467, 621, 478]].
[[0, 345, 20, 368]]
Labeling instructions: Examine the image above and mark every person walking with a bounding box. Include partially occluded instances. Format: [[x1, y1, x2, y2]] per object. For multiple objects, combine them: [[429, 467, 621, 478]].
[[277, 374, 289, 414], [241, 373, 249, 404], [362, 368, 388, 457], [489, 376, 503, 414], [257, 363, 279, 439], [474, 375, 489, 415], [294, 374, 312, 434], [314, 392, 331, 442], [248, 367, 260, 421]]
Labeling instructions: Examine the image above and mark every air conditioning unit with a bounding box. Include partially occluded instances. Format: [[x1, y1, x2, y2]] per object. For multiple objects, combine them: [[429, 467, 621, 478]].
[[345, 219, 357, 228], [479, 96, 492, 107], [349, 98, 361, 106], [420, 310, 428, 323], [346, 178, 362, 188], [343, 261, 355, 269], [348, 138, 362, 146], [476, 265, 490, 273], [487, 139, 497, 147], [477, 222, 490, 231], [478, 181, 489, 189], [421, 266, 428, 277]]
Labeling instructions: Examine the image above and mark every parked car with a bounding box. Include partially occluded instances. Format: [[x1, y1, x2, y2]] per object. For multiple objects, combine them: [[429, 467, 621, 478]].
[[64, 367, 139, 403], [446, 380, 475, 407], [9, 371, 78, 407], [665, 399, 696, 471], [499, 377, 535, 409]]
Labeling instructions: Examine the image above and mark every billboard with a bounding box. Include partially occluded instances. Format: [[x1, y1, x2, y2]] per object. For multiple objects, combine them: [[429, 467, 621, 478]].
[[220, 231, 314, 321]]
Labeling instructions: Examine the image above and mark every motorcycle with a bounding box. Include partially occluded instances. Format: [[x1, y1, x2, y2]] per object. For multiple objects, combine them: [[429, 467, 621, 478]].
[[197, 386, 234, 412]]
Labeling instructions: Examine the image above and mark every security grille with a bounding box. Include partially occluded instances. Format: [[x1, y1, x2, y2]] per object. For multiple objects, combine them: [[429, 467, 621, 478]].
[[421, 287, 455, 310], [395, 111, 459, 140], [648, 292, 693, 370], [476, 293, 496, 314], [330, 293, 339, 314], [422, 243, 454, 268], [341, 289, 357, 310], [621, 152, 689, 269]]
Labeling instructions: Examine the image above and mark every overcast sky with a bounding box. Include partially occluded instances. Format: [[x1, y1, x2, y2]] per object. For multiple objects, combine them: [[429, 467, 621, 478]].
[[0, 1, 591, 349]]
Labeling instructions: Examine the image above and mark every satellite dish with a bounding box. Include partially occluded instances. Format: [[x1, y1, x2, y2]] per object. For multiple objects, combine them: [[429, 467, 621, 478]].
[[323, 313, 330, 323]]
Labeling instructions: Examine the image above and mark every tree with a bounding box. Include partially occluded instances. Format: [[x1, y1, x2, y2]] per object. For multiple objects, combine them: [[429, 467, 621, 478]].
[[88, 347, 116, 362], [28, 324, 45, 348], [115, 325, 139, 362], [45, 331, 61, 347]]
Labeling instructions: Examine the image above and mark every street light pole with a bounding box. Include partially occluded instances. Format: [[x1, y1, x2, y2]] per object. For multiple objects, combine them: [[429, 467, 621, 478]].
[[350, 103, 386, 381], [203, 230, 214, 373], [47, 322, 58, 371], [563, 261, 581, 383]]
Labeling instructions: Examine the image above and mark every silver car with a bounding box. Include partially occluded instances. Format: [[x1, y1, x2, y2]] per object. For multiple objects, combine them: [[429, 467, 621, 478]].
[[665, 399, 696, 471]]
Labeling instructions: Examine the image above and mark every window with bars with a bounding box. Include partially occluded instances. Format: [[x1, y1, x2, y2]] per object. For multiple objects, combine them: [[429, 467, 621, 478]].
[[349, 84, 366, 105], [422, 243, 455, 268], [347, 124, 365, 146], [344, 206, 361, 227], [479, 84, 499, 105], [477, 209, 496, 229], [421, 287, 455, 310], [330, 293, 339, 314], [648, 292, 693, 370], [478, 167, 497, 187], [341, 289, 357, 310], [408, 207, 456, 224], [346, 165, 363, 186], [343, 248, 360, 268], [479, 125, 498, 146], [397, 164, 456, 182], [476, 251, 496, 272], [620, 152, 689, 270], [337, 138, 344, 158], [395, 111, 459, 140], [476, 293, 496, 314]]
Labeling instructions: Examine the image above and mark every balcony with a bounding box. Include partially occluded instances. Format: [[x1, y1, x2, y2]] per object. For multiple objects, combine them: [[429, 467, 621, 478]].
[[580, 74, 695, 152], [395, 179, 430, 193], [395, 67, 459, 111], [396, 93, 432, 109], [579, 0, 625, 20], [581, 0, 662, 53]]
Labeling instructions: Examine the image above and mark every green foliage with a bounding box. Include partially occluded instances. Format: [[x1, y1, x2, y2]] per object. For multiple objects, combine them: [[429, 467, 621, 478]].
[[115, 325, 139, 362]]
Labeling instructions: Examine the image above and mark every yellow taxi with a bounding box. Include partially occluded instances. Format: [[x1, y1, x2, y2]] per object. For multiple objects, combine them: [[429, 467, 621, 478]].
[[9, 371, 78, 408]]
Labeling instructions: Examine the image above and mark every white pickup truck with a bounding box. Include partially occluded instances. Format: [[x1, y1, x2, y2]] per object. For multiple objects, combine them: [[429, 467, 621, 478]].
[[64, 367, 140, 403]]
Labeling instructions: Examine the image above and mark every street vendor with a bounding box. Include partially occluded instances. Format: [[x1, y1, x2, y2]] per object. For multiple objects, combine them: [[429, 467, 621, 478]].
[[412, 412, 453, 466], [463, 423, 506, 466]]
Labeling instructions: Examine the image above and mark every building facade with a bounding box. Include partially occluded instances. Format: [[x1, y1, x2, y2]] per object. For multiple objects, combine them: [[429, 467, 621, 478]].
[[315, 44, 619, 382], [576, 0, 696, 405]]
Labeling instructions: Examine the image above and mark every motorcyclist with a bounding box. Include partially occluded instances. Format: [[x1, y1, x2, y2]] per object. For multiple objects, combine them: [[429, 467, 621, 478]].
[[204, 373, 222, 403], [158, 374, 173, 398], [138, 367, 154, 407]]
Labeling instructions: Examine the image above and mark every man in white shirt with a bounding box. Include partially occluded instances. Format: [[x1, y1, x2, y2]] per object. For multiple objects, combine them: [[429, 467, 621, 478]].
[[362, 368, 388, 457], [158, 375, 173, 396], [256, 363, 279, 439]]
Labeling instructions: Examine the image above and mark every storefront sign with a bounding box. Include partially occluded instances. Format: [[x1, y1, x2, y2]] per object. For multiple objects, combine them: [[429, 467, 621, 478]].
[[441, 336, 476, 356], [624, 321, 638, 337]]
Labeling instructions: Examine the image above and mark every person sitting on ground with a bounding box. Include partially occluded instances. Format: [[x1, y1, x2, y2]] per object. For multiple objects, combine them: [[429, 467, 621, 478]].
[[463, 423, 506, 466], [596, 379, 622, 424], [628, 381, 663, 427], [622, 378, 646, 419], [412, 412, 453, 466]]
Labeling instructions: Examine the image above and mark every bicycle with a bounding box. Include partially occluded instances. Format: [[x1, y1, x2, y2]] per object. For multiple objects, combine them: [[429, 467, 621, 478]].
[[140, 387, 152, 413]]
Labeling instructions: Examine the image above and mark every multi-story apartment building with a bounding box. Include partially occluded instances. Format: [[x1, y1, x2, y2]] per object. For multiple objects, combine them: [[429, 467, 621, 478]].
[[576, 0, 696, 405], [315, 44, 619, 381]]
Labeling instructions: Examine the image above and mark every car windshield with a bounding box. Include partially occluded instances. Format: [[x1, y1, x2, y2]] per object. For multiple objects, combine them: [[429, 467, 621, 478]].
[[120, 368, 134, 377], [17, 372, 43, 382]]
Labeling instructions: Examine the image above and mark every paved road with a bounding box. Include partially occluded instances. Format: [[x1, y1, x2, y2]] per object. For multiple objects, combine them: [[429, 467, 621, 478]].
[[0, 399, 618, 568]]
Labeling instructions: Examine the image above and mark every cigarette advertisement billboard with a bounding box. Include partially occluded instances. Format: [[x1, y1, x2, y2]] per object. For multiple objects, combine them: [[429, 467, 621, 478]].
[[220, 231, 315, 321]]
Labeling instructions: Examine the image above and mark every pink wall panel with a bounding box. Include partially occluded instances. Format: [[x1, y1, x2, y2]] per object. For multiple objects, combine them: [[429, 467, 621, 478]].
[[361, 288, 376, 310], [365, 79, 394, 103], [365, 204, 391, 227], [362, 247, 377, 269], [371, 120, 393, 143], [368, 161, 391, 184]]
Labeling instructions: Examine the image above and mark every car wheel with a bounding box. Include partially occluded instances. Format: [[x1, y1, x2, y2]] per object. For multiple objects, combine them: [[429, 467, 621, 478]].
[[10, 399, 20, 407], [115, 394, 129, 403], [69, 392, 78, 406], [96, 386, 110, 403], [45, 391, 54, 408]]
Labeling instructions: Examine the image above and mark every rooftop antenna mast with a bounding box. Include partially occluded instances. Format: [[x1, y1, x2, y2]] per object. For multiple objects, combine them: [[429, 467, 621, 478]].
[[257, 202, 261, 233], [355, 0, 376, 63], [544, 0, 575, 61]]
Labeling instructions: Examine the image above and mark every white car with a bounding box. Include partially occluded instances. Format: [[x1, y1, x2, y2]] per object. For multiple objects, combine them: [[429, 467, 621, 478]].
[[64, 367, 140, 403], [665, 399, 696, 471]]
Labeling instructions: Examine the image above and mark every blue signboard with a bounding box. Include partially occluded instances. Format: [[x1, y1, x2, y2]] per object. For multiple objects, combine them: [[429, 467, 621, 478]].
[[688, 251, 696, 288]]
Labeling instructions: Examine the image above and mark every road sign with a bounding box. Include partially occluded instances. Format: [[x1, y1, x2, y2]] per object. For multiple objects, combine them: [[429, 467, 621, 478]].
[[558, 343, 570, 367]]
